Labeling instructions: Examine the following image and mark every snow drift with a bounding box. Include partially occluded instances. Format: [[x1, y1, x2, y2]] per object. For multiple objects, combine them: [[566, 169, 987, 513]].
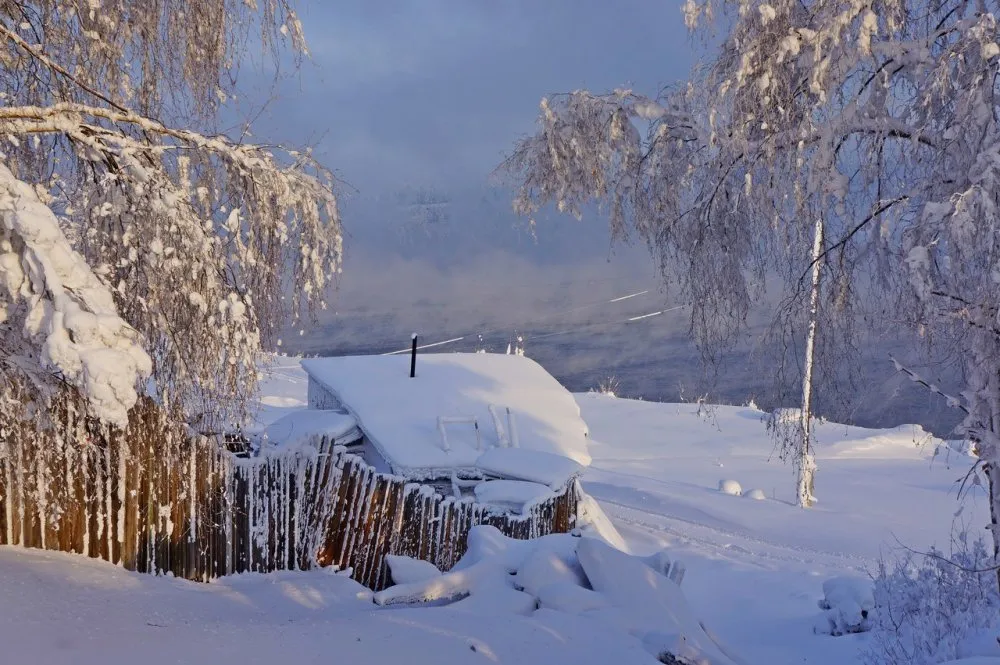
[[375, 525, 739, 665]]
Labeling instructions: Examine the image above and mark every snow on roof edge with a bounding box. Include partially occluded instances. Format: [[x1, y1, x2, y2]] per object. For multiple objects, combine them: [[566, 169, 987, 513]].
[[299, 361, 405, 475]]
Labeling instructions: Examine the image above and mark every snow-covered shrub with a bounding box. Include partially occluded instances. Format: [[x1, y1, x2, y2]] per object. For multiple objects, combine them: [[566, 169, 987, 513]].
[[864, 536, 1000, 665], [593, 376, 621, 398], [718, 479, 742, 496], [743, 488, 767, 501], [814, 576, 874, 636]]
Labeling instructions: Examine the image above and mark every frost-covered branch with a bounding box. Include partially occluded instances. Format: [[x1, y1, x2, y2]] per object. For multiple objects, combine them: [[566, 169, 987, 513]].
[[0, 1, 343, 432], [0, 163, 150, 425], [888, 356, 968, 416], [0, 102, 341, 429], [501, 0, 1000, 511]]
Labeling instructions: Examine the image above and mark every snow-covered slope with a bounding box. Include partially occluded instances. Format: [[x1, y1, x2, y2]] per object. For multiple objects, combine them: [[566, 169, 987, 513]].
[[576, 393, 986, 665]]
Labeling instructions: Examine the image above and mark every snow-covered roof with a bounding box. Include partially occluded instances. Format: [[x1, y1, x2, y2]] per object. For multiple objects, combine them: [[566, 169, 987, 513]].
[[300, 353, 590, 484]]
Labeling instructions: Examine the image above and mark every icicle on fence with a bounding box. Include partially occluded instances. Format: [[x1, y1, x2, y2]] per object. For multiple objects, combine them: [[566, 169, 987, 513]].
[[0, 397, 580, 590]]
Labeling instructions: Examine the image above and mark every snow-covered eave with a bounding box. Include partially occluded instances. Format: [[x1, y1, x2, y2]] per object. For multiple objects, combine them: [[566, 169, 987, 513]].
[[388, 463, 583, 489]]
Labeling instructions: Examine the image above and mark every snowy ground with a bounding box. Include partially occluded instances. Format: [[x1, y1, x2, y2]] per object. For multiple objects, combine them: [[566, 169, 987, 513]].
[[0, 546, 656, 665], [578, 393, 989, 665], [2, 357, 992, 664]]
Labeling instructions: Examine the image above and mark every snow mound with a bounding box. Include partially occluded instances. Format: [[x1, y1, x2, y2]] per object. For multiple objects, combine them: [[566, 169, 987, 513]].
[[474, 480, 556, 514], [718, 479, 742, 496], [384, 554, 442, 585], [301, 353, 590, 481], [814, 576, 873, 636], [515, 544, 589, 595], [476, 447, 583, 488], [374, 525, 738, 665], [744, 488, 767, 500], [0, 545, 658, 665], [575, 491, 630, 552], [821, 424, 936, 459]]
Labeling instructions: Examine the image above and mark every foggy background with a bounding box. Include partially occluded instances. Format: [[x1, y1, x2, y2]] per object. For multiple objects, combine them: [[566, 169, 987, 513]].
[[238, 0, 962, 436]]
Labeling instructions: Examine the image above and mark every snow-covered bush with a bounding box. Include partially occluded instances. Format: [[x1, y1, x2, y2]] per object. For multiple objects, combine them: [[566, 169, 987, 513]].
[[864, 536, 1000, 665], [718, 479, 742, 496], [814, 576, 874, 636], [595, 376, 621, 398]]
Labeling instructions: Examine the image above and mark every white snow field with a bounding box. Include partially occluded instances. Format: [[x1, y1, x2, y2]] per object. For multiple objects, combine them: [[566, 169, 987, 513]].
[[2, 356, 994, 665], [0, 546, 655, 665], [578, 392, 992, 665]]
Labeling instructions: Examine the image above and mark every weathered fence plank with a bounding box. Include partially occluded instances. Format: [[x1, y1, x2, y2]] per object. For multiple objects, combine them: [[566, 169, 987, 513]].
[[0, 397, 581, 590]]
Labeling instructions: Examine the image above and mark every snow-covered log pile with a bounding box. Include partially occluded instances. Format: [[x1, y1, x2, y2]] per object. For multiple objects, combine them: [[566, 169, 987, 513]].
[[376, 526, 738, 665]]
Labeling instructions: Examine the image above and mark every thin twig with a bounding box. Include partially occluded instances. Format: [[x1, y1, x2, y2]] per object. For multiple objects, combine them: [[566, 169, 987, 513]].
[[891, 534, 1000, 574], [0, 20, 130, 114]]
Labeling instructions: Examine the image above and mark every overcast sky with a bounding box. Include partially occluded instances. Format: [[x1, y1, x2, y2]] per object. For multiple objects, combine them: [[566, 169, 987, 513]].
[[251, 1, 695, 196]]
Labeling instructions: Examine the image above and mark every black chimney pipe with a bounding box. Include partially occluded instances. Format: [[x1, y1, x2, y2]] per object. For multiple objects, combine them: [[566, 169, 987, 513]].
[[410, 333, 418, 378]]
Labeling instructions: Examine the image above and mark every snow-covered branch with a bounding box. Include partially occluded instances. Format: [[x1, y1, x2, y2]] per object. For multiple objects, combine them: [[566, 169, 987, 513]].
[[0, 1, 343, 432], [0, 163, 150, 426]]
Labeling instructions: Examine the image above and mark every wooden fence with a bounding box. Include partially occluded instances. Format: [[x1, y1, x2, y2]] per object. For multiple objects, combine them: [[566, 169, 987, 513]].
[[0, 398, 580, 590]]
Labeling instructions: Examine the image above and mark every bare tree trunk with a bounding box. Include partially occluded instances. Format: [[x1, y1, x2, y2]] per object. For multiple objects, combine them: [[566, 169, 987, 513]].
[[797, 218, 824, 508], [984, 461, 1000, 594]]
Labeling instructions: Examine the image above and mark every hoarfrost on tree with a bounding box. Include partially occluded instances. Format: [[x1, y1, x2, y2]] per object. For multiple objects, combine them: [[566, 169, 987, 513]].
[[0, 163, 150, 425], [501, 0, 1000, 510], [0, 1, 343, 430]]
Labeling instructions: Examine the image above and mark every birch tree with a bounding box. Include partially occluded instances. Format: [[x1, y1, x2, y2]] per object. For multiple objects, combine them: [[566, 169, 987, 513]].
[[0, 1, 342, 431], [501, 0, 1000, 509]]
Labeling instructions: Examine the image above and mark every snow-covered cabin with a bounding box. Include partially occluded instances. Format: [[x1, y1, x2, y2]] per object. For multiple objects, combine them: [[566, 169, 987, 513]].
[[299, 353, 590, 502]]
